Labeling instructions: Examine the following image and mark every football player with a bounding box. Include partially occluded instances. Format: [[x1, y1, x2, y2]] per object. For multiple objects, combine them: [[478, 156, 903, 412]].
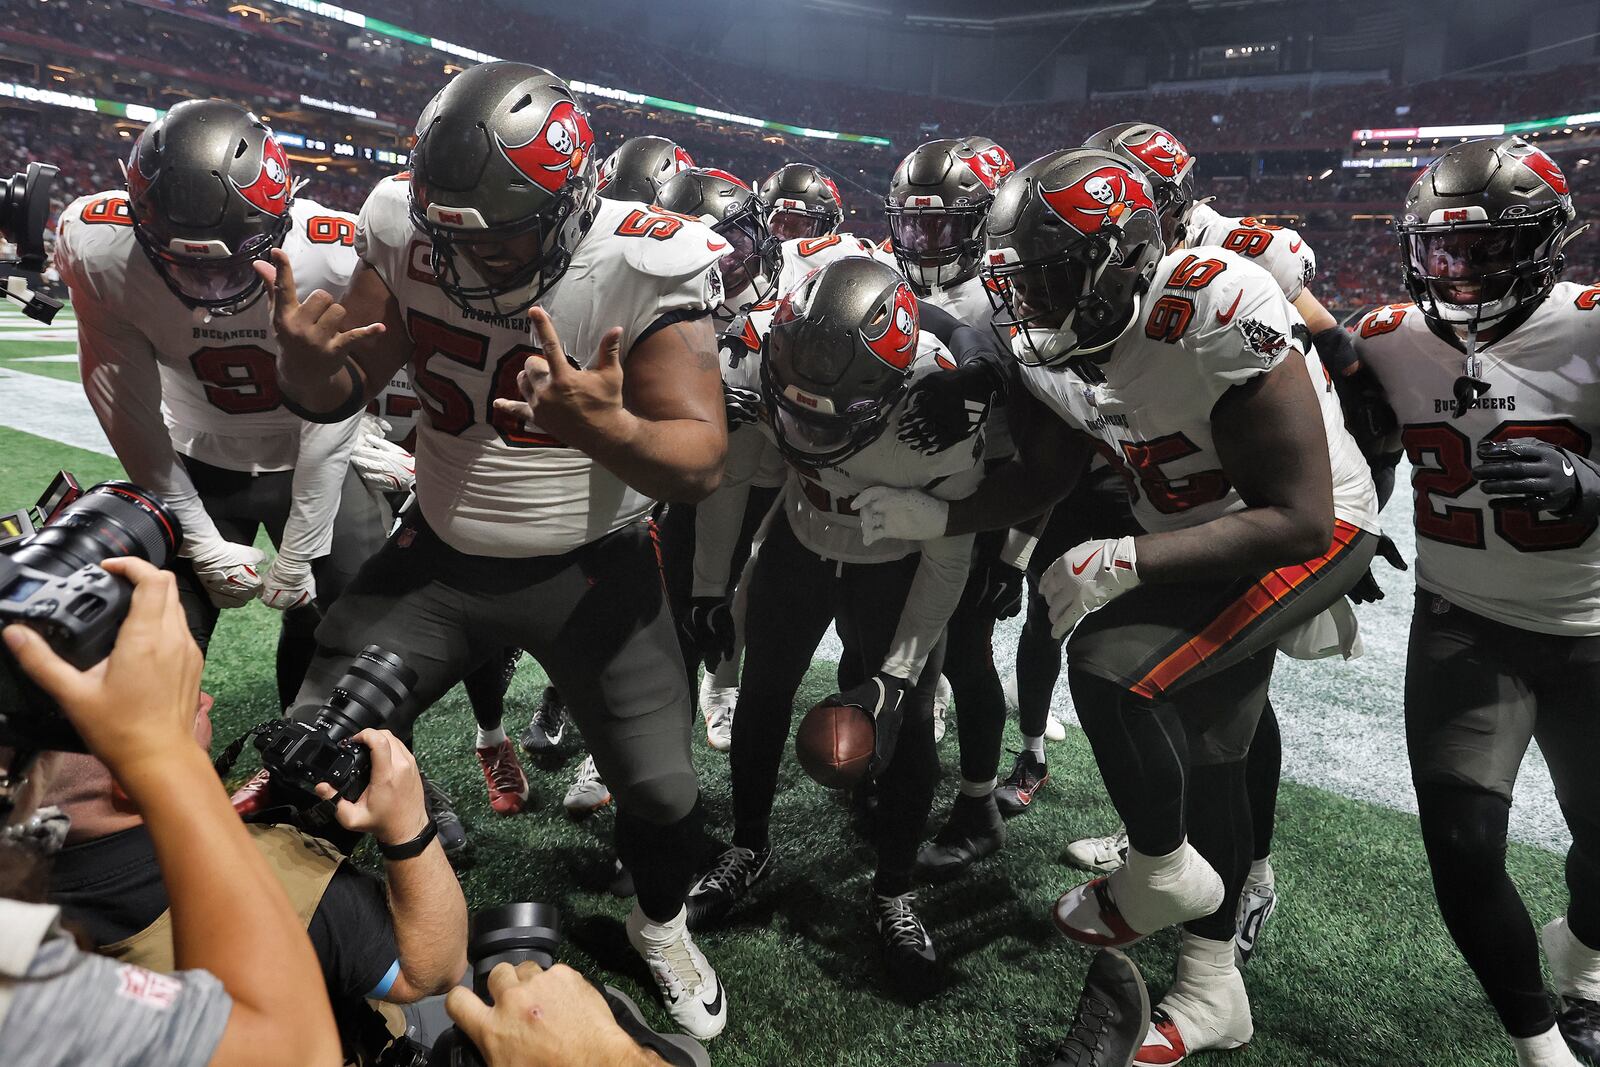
[[758, 162, 845, 241], [261, 63, 730, 1041], [52, 99, 383, 710], [854, 149, 1379, 1062], [596, 135, 696, 203], [684, 258, 985, 994], [1353, 136, 1600, 1067]]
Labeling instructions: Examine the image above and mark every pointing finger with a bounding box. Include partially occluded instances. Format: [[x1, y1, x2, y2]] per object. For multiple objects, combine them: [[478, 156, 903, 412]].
[[529, 308, 567, 376], [269, 248, 299, 307]]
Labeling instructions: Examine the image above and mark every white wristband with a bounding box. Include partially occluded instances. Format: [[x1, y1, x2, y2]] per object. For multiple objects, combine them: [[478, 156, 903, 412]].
[[1000, 528, 1039, 572]]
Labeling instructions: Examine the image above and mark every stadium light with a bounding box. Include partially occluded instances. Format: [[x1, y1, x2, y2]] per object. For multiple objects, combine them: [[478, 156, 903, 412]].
[[260, 0, 893, 147]]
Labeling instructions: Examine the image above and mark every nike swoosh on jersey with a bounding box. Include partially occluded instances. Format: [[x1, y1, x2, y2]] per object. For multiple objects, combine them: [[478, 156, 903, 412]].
[[708, 240, 727, 252], [1071, 546, 1104, 576], [1216, 291, 1244, 324], [1288, 239, 1304, 253]]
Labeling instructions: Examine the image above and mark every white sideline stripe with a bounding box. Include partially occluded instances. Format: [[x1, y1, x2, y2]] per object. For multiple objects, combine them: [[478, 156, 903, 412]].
[[0, 367, 115, 455], [12, 354, 80, 363]]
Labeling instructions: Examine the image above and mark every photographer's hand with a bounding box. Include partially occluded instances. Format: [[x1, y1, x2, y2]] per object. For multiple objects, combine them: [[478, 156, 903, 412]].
[[446, 963, 665, 1067], [316, 729, 469, 1001]]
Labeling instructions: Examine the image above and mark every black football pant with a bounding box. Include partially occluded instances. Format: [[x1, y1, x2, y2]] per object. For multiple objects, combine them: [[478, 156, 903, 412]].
[[943, 528, 1010, 785], [293, 514, 703, 922], [1069, 522, 1373, 942], [174, 456, 386, 710], [730, 513, 943, 897], [1407, 591, 1600, 1038]]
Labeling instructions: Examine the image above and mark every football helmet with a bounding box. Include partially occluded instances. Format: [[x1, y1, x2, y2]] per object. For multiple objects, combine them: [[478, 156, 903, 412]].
[[982, 149, 1165, 368], [758, 163, 844, 241], [761, 257, 918, 468], [124, 99, 298, 315], [957, 136, 1017, 187], [1398, 135, 1578, 332], [885, 138, 1006, 292], [596, 135, 696, 203], [657, 167, 780, 319], [409, 62, 598, 315], [1082, 121, 1198, 251]]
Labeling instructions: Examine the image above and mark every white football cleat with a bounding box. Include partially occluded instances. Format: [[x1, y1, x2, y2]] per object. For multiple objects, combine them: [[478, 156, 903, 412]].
[[699, 673, 737, 753], [1045, 713, 1068, 742], [626, 905, 728, 1041], [932, 675, 952, 743], [1234, 860, 1277, 968], [1054, 841, 1223, 947], [1065, 826, 1129, 873], [563, 754, 611, 816], [1135, 932, 1253, 1065]]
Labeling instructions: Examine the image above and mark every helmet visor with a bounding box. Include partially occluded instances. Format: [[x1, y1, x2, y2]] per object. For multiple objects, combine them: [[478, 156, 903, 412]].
[[768, 209, 830, 242], [1407, 227, 1526, 308], [889, 209, 980, 263], [143, 230, 277, 314]]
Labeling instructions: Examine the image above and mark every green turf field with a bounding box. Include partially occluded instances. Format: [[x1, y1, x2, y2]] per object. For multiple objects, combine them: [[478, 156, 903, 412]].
[[0, 303, 1570, 1066]]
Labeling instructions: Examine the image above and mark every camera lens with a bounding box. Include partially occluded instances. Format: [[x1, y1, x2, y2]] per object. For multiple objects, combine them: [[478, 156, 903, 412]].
[[468, 903, 562, 997], [317, 645, 419, 741], [11, 482, 182, 579], [1, 163, 59, 269]]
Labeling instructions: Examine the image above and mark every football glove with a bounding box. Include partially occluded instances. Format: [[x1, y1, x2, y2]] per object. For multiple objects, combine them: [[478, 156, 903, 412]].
[[261, 551, 317, 612], [825, 672, 909, 780], [351, 416, 415, 495], [853, 486, 950, 546], [896, 361, 996, 455], [1040, 536, 1140, 639], [965, 555, 1026, 620], [1345, 532, 1408, 605], [1473, 437, 1600, 518], [722, 382, 762, 429], [682, 595, 737, 669], [184, 538, 267, 609]]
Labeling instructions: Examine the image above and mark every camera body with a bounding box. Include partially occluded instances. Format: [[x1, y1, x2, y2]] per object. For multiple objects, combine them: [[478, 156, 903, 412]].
[[0, 479, 182, 752], [250, 645, 417, 805], [1, 161, 64, 323]]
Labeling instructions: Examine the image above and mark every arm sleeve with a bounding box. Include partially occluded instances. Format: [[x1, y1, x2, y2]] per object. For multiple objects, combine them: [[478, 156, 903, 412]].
[[278, 413, 362, 561], [0, 935, 232, 1067], [880, 531, 976, 682], [305, 864, 402, 1003], [74, 308, 226, 554]]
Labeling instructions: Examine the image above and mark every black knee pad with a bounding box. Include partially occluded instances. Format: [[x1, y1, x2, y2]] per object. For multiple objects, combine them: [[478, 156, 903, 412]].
[[612, 769, 700, 827], [1416, 783, 1511, 883]]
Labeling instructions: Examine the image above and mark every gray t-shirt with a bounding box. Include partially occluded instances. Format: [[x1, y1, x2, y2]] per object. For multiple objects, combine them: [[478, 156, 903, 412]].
[[1, 923, 232, 1067]]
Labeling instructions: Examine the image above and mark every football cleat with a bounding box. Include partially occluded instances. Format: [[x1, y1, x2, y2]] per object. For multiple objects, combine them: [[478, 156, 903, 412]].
[[421, 775, 468, 859], [872, 889, 939, 992], [1556, 998, 1600, 1065], [686, 844, 772, 929], [1543, 916, 1600, 1063], [1134, 932, 1253, 1065], [932, 675, 952, 744], [564, 754, 612, 816], [1234, 866, 1277, 968], [520, 686, 567, 754], [1045, 712, 1069, 743], [699, 674, 737, 753], [1054, 843, 1223, 947], [915, 792, 1006, 883], [229, 769, 276, 816], [475, 738, 531, 816], [626, 905, 728, 1041], [1066, 827, 1129, 874], [994, 749, 1050, 817], [1043, 948, 1152, 1067]]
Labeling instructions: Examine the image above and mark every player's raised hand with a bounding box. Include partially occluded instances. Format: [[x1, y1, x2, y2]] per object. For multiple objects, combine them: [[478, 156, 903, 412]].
[[492, 308, 626, 444], [255, 249, 385, 379]]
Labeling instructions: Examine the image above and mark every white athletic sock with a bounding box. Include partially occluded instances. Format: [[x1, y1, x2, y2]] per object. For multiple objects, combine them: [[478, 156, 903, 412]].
[[1247, 856, 1275, 889], [960, 777, 997, 798], [1113, 840, 1225, 935], [1514, 1024, 1579, 1067], [1022, 734, 1046, 759], [476, 724, 507, 748], [1544, 915, 1600, 1001]]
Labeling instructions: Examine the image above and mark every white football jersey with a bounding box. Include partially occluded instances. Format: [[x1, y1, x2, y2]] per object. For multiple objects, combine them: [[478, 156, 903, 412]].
[[367, 369, 422, 446], [775, 232, 893, 297], [1020, 248, 1377, 538], [1356, 282, 1600, 634], [1186, 202, 1317, 303], [357, 177, 724, 557], [55, 193, 359, 471]]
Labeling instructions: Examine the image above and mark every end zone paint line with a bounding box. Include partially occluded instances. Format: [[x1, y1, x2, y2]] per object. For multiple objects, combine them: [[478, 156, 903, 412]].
[[0, 367, 115, 455]]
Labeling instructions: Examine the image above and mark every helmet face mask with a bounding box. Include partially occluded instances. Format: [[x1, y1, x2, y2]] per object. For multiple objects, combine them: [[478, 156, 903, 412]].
[[759, 164, 845, 242], [135, 222, 287, 316], [767, 205, 833, 242], [414, 198, 582, 317], [885, 137, 1008, 292], [887, 204, 985, 290], [656, 168, 781, 320]]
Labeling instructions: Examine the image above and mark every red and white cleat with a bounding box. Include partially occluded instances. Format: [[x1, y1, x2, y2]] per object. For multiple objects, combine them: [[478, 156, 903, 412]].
[[476, 738, 531, 816]]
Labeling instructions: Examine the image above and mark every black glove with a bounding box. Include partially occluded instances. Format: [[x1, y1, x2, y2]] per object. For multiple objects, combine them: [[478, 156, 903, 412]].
[[826, 672, 908, 780], [1346, 532, 1408, 605], [896, 361, 997, 455], [682, 595, 736, 668], [722, 383, 762, 429], [1473, 437, 1600, 518], [968, 556, 1025, 619]]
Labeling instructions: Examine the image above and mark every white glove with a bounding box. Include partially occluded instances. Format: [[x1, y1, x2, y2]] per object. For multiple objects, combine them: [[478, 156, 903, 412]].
[[184, 538, 267, 609], [351, 416, 415, 495], [1039, 536, 1141, 639], [262, 552, 317, 612], [853, 485, 950, 546]]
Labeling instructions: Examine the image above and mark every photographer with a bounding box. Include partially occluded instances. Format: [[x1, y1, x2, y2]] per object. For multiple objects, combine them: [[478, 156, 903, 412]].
[[44, 701, 468, 1032], [0, 558, 341, 1067]]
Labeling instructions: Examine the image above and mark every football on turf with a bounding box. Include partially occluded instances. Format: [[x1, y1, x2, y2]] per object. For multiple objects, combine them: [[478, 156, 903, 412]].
[[795, 698, 875, 788]]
